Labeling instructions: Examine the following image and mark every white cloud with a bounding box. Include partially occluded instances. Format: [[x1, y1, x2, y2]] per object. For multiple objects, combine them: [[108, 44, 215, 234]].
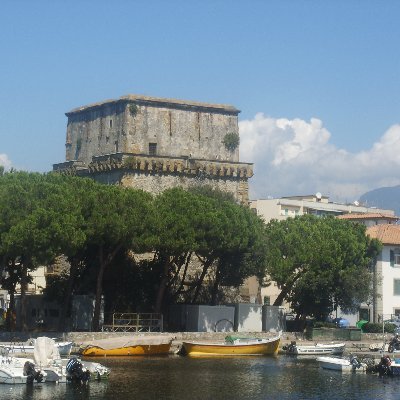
[[239, 114, 400, 202], [0, 154, 13, 170]]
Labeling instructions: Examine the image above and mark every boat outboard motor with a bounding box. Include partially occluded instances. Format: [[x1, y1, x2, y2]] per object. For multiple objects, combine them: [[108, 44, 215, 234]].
[[23, 361, 44, 384], [376, 355, 393, 377], [66, 357, 91, 384], [350, 355, 362, 370]]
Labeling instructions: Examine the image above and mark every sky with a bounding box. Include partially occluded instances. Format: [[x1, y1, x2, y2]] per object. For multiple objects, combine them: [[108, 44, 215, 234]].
[[1, 0, 400, 202]]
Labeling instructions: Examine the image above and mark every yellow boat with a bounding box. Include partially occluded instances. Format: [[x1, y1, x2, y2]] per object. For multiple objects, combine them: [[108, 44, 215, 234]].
[[181, 335, 281, 356], [79, 336, 173, 356]]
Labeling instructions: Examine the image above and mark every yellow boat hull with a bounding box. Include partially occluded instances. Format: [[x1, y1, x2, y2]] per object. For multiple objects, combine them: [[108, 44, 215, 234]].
[[182, 337, 280, 356], [81, 343, 171, 356]]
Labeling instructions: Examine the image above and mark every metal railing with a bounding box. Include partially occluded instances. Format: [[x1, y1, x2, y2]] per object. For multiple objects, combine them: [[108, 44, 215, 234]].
[[102, 313, 163, 332]]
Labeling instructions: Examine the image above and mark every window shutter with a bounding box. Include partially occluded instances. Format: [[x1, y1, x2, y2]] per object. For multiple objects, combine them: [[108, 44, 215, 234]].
[[390, 250, 395, 267]]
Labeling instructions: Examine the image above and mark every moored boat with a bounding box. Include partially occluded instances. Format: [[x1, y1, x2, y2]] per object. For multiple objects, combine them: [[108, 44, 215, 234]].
[[181, 335, 281, 356], [0, 356, 46, 384], [284, 341, 345, 355], [316, 355, 367, 372], [79, 335, 173, 356], [0, 339, 73, 357]]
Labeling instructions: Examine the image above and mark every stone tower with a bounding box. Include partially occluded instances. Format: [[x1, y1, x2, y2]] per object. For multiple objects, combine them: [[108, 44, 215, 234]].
[[53, 94, 253, 203]]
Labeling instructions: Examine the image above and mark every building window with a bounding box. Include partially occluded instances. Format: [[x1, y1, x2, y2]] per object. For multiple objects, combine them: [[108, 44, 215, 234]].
[[359, 308, 369, 321], [263, 296, 270, 305], [394, 279, 400, 295], [110, 119, 113, 128], [149, 143, 157, 156], [390, 249, 400, 267]]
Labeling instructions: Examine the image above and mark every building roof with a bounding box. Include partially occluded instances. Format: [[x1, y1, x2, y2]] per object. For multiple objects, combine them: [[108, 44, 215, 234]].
[[338, 213, 399, 221], [367, 224, 400, 245], [66, 94, 240, 116]]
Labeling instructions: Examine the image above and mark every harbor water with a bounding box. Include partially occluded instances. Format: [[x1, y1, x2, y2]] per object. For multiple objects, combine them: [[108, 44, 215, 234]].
[[0, 355, 399, 400]]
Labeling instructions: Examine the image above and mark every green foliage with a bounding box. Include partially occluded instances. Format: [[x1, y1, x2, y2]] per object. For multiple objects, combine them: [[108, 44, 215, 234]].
[[222, 132, 240, 151], [312, 321, 337, 329], [123, 156, 137, 169], [362, 322, 396, 333], [265, 215, 381, 321], [128, 103, 138, 118]]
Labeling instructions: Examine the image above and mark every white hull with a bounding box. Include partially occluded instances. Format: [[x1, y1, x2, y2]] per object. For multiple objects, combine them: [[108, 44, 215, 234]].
[[0, 369, 27, 384], [294, 343, 345, 355], [316, 356, 367, 372], [1, 341, 72, 356]]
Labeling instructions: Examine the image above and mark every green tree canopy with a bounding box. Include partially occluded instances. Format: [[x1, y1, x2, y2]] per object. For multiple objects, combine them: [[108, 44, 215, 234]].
[[264, 215, 381, 322]]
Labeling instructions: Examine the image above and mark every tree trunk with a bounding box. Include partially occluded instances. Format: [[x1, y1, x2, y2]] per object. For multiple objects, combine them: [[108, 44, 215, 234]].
[[92, 244, 122, 331], [210, 265, 221, 305], [154, 255, 170, 314], [19, 264, 28, 332], [7, 289, 16, 331], [92, 250, 106, 332], [191, 256, 215, 304], [273, 271, 305, 306], [172, 252, 192, 300], [58, 258, 79, 331]]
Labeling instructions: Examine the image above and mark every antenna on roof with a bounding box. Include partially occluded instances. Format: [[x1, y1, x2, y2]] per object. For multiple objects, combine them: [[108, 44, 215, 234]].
[[315, 192, 322, 200], [354, 201, 360, 206]]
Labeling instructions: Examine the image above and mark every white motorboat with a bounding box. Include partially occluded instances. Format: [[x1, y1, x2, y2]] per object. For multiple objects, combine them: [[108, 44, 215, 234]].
[[316, 355, 367, 372], [33, 337, 110, 383], [33, 337, 67, 383], [0, 339, 73, 356], [0, 356, 46, 384], [284, 341, 345, 355]]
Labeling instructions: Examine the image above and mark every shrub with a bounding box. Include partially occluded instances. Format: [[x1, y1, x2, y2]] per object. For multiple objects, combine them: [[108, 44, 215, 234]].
[[362, 322, 396, 334], [222, 132, 240, 151]]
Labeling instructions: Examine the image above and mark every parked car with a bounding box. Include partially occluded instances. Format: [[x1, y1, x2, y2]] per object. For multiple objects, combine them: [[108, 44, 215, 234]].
[[333, 317, 350, 328]]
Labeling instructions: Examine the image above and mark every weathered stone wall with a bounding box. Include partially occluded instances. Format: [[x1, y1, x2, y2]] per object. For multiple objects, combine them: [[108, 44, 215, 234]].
[[91, 170, 248, 204], [65, 95, 240, 166]]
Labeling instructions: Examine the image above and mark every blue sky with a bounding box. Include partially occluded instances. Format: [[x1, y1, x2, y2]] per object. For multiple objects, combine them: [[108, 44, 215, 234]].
[[2, 1, 400, 201]]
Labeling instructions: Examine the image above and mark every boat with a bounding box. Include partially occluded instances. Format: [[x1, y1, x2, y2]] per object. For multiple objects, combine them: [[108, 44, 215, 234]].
[[0, 355, 46, 384], [79, 335, 173, 356], [0, 339, 73, 356], [33, 337, 67, 383], [316, 355, 367, 372], [33, 337, 110, 383], [284, 341, 345, 355], [181, 335, 281, 356]]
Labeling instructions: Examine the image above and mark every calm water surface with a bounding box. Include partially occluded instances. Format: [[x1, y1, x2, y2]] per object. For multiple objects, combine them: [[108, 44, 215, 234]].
[[0, 355, 398, 400]]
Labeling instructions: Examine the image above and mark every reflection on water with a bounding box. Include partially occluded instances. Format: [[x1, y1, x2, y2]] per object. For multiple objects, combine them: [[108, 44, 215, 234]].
[[0, 355, 399, 400]]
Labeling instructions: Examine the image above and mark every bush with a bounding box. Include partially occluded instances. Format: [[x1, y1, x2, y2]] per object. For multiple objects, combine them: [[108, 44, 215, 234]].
[[313, 321, 336, 329], [362, 322, 396, 334]]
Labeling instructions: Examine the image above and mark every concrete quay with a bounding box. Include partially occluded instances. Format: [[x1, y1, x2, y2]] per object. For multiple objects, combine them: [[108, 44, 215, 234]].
[[0, 331, 392, 360]]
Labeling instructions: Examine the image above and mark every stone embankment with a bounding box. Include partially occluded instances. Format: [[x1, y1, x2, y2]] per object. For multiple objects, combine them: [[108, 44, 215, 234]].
[[0, 331, 391, 359]]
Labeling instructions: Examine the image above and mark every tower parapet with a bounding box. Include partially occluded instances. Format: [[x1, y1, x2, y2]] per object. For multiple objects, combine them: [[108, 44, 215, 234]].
[[54, 94, 252, 203]]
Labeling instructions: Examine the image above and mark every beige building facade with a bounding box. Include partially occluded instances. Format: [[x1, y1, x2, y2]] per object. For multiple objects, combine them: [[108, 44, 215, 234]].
[[249, 194, 397, 313]]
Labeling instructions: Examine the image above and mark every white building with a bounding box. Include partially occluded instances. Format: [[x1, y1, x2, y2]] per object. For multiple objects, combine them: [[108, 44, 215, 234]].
[[250, 193, 395, 223], [366, 224, 400, 323], [246, 194, 397, 322]]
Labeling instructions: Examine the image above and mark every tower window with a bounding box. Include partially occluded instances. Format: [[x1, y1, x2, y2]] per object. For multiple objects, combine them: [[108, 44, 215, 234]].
[[149, 143, 157, 155], [110, 119, 113, 128]]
